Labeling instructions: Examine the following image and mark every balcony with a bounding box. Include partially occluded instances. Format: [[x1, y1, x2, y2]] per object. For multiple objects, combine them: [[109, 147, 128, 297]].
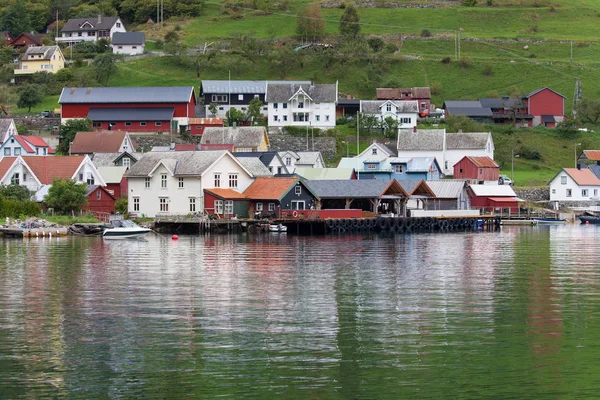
[[55, 35, 98, 44]]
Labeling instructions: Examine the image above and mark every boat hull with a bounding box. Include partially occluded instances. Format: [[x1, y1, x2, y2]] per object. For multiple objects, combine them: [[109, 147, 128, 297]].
[[103, 229, 151, 239], [533, 218, 566, 225], [579, 216, 600, 224]]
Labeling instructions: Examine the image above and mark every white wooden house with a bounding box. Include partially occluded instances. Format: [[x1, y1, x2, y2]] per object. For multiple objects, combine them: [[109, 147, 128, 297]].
[[549, 168, 600, 203], [360, 100, 419, 129]]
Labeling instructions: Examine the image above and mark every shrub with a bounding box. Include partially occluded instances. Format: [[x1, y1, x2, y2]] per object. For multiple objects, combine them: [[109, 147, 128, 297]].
[[367, 37, 385, 52], [0, 196, 40, 219], [528, 53, 537, 58], [462, 0, 477, 6], [336, 115, 350, 125], [384, 42, 398, 53], [282, 126, 322, 136], [115, 196, 128, 214], [441, 56, 452, 64], [421, 29, 432, 38], [519, 147, 542, 160], [487, 0, 493, 5]]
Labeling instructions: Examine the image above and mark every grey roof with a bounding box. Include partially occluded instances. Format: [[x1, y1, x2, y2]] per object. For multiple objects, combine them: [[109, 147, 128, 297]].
[[360, 100, 419, 114], [425, 180, 467, 199], [542, 114, 556, 123], [525, 87, 566, 99], [91, 151, 139, 167], [266, 83, 337, 103], [236, 157, 272, 176], [588, 164, 600, 180], [444, 100, 493, 117], [125, 151, 228, 177], [397, 129, 446, 151], [479, 97, 524, 109], [59, 86, 195, 104], [296, 151, 323, 166], [201, 80, 310, 95], [0, 119, 14, 134], [201, 127, 266, 148], [446, 132, 491, 149], [111, 32, 145, 45], [305, 179, 397, 198], [62, 17, 120, 32], [232, 151, 279, 167], [87, 107, 174, 121], [21, 46, 59, 61]]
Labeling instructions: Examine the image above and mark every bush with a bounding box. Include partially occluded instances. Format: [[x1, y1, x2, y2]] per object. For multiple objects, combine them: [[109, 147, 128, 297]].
[[519, 147, 542, 160], [336, 115, 351, 125], [115, 196, 128, 214], [441, 56, 451, 64], [384, 42, 398, 54], [367, 37, 385, 52], [487, 0, 493, 5], [462, 0, 477, 6], [421, 29, 432, 38], [282, 126, 322, 136], [0, 196, 40, 219], [459, 57, 471, 69]]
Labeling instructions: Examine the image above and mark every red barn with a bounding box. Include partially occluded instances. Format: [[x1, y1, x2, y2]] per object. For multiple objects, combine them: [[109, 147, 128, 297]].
[[83, 185, 116, 214], [468, 184, 520, 213], [189, 118, 224, 135], [453, 156, 499, 184], [524, 87, 566, 128], [59, 86, 196, 132]]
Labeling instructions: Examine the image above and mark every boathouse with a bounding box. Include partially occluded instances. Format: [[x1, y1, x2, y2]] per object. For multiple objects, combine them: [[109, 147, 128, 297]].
[[203, 188, 248, 219], [83, 185, 116, 214], [453, 156, 499, 184], [468, 184, 520, 212], [424, 180, 470, 210], [243, 177, 318, 218]]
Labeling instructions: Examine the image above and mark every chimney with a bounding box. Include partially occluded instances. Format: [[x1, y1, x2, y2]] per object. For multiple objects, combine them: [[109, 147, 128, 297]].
[[98, 14, 102, 24], [86, 87, 91, 94]]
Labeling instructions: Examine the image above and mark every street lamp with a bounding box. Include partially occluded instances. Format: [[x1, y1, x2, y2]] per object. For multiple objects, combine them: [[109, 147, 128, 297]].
[[575, 142, 582, 168], [511, 148, 520, 183]]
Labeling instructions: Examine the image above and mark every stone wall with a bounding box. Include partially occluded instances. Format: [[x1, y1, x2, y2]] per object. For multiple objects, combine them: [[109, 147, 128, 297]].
[[267, 134, 337, 163], [131, 134, 202, 152], [515, 187, 550, 203], [11, 116, 60, 131]]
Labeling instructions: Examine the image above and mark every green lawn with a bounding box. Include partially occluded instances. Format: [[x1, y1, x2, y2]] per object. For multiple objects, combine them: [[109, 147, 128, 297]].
[[12, 95, 60, 115]]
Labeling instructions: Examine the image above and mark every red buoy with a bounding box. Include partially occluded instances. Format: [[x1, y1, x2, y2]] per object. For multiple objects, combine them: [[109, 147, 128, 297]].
[[172, 235, 179, 240]]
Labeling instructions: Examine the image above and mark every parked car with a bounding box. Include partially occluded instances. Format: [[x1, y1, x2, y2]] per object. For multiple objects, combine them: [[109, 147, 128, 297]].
[[499, 174, 513, 186], [40, 110, 54, 118]]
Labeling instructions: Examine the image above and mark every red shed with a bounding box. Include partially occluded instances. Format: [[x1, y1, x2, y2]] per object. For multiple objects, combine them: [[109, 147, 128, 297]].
[[453, 156, 499, 184], [59, 86, 196, 132], [524, 87, 566, 128], [189, 118, 224, 135], [468, 184, 520, 213], [83, 185, 116, 214]]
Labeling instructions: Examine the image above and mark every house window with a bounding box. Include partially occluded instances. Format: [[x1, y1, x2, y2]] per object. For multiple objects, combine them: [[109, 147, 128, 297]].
[[325, 115, 330, 122], [225, 200, 233, 214], [372, 148, 377, 155], [595, 189, 598, 197], [283, 116, 287, 122], [421, 102, 427, 109], [78, 32, 82, 36], [561, 176, 567, 185], [256, 202, 263, 211], [394, 165, 405, 173], [160, 197, 169, 212], [122, 158, 130, 168], [367, 164, 377, 170], [212, 95, 228, 102], [285, 157, 291, 166], [566, 189, 572, 197], [273, 115, 279, 122], [155, 122, 162, 127], [116, 22, 121, 28], [298, 102, 304, 109], [93, 122, 101, 128], [238, 94, 243, 101], [291, 200, 305, 210], [282, 103, 287, 109], [97, 190, 102, 200], [179, 177, 184, 188], [145, 177, 150, 188], [445, 161, 449, 170], [214, 200, 223, 214], [214, 173, 221, 187], [3, 148, 10, 156], [479, 168, 483, 174], [386, 104, 392, 112], [582, 189, 589, 197], [551, 189, 556, 194], [189, 197, 196, 212], [118, 46, 123, 49], [140, 121, 147, 126], [295, 185, 301, 195], [125, 122, 131, 126], [87, 175, 95, 185], [268, 203, 275, 211], [14, 148, 20, 156], [132, 46, 137, 49], [79, 173, 84, 182], [273, 103, 278, 109], [23, 173, 27, 182], [161, 174, 167, 188], [229, 174, 238, 188], [10, 173, 19, 185], [133, 197, 140, 211], [316, 115, 320, 122]]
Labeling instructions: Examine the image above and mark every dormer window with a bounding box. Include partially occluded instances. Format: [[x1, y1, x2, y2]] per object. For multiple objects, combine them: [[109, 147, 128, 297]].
[[386, 104, 392, 112], [116, 22, 121, 28], [372, 148, 377, 155]]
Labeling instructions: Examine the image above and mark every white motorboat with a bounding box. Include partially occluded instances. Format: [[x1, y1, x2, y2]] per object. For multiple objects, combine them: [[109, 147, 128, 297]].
[[269, 224, 287, 232], [103, 220, 151, 239]]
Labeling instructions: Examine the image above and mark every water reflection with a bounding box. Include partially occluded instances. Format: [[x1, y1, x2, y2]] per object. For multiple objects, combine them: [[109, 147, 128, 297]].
[[1, 227, 600, 398]]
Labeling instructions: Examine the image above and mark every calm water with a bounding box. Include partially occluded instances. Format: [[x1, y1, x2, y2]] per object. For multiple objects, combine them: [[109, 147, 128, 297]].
[[1, 226, 600, 399]]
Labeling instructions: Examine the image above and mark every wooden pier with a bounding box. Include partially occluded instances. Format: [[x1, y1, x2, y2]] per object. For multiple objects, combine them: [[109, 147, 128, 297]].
[[0, 227, 69, 238]]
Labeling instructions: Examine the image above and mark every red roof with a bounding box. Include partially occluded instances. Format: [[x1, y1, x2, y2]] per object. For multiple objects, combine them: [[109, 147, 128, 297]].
[[583, 150, 600, 161], [71, 131, 132, 154], [204, 188, 247, 200], [14, 135, 54, 154], [563, 168, 600, 186], [13, 136, 34, 153], [466, 156, 499, 168], [243, 177, 299, 200], [174, 143, 197, 151], [23, 156, 86, 184], [488, 197, 521, 203], [0, 157, 15, 180]]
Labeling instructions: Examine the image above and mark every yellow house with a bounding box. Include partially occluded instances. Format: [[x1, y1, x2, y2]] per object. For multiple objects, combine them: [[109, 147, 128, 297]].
[[14, 46, 65, 75]]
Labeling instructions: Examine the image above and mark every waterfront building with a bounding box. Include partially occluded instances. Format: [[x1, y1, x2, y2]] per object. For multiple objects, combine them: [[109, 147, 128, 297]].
[[467, 184, 520, 212], [243, 176, 318, 216], [96, 166, 128, 198], [83, 185, 117, 214], [424, 180, 471, 211], [453, 156, 500, 184], [548, 168, 600, 204]]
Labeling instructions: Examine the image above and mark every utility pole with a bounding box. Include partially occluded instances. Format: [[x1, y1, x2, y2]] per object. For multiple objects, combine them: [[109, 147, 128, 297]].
[[457, 30, 461, 60], [571, 41, 573, 64], [356, 113, 360, 180]]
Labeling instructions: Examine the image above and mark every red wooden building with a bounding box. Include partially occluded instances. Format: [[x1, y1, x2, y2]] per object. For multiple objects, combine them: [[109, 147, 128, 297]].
[[189, 118, 224, 135], [9, 33, 44, 49], [59, 86, 196, 132], [203, 188, 248, 219], [524, 87, 565, 128], [468, 184, 520, 213], [376, 87, 431, 116], [453, 156, 499, 184], [83, 185, 116, 214], [1, 31, 14, 46]]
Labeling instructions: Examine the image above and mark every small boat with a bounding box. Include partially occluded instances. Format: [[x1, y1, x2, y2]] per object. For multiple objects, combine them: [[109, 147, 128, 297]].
[[103, 219, 151, 239], [268, 224, 287, 232], [533, 217, 566, 225], [579, 215, 600, 224]]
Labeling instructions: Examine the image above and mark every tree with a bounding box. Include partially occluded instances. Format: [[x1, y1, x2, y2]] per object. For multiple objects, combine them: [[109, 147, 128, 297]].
[[1, 3, 32, 37], [208, 103, 219, 117], [246, 97, 264, 123], [45, 179, 88, 215], [0, 184, 32, 202], [367, 37, 384, 52], [296, 4, 325, 43], [92, 53, 122, 87], [269, 45, 295, 79], [164, 30, 187, 57], [226, 108, 245, 126], [339, 4, 360, 40], [382, 117, 399, 137], [358, 113, 378, 134], [56, 119, 92, 154], [96, 38, 111, 53], [575, 99, 600, 125], [115, 196, 128, 214], [17, 85, 44, 113]]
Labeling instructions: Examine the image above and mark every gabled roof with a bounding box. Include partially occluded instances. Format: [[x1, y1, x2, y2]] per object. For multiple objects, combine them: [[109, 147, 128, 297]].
[[359, 142, 397, 159], [12, 135, 33, 153], [21, 135, 53, 152], [266, 83, 337, 103], [71, 131, 132, 154], [295, 167, 355, 180], [62, 17, 120, 32], [243, 177, 304, 200], [443, 101, 493, 117], [446, 132, 491, 150], [460, 156, 499, 168], [0, 156, 88, 185], [587, 164, 600, 180], [87, 107, 174, 121], [397, 129, 446, 151], [524, 87, 566, 99], [91, 151, 139, 167], [201, 127, 268, 148], [201, 80, 311, 95], [552, 168, 600, 186], [111, 32, 144, 45], [199, 144, 235, 151], [397, 179, 435, 197], [97, 166, 128, 184], [204, 188, 247, 200], [0, 119, 15, 136], [0, 157, 15, 180], [541, 115, 556, 123], [296, 151, 323, 166], [86, 185, 116, 200], [232, 151, 280, 167], [376, 87, 431, 100], [469, 184, 517, 197], [583, 150, 600, 162], [10, 33, 44, 46], [125, 151, 251, 177], [305, 179, 406, 199], [21, 46, 60, 61], [236, 158, 272, 176], [360, 100, 419, 114], [425, 179, 468, 199], [59, 86, 195, 104]]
